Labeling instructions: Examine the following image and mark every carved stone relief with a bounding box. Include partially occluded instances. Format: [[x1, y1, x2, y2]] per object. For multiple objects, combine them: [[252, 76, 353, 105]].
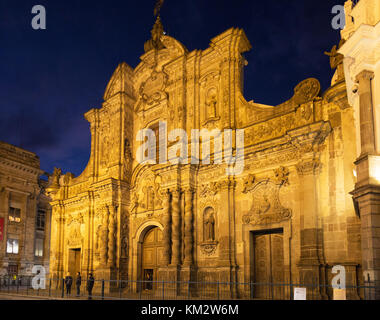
[[242, 173, 292, 225]]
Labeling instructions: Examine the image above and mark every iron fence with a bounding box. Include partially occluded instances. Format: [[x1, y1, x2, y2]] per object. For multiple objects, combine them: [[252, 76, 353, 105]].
[[0, 276, 379, 300]]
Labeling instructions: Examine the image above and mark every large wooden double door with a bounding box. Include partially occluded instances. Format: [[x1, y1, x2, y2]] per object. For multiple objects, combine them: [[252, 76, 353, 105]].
[[141, 227, 164, 290], [253, 232, 284, 299]]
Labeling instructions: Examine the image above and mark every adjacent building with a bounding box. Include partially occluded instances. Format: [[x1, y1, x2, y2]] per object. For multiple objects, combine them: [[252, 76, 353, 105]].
[[338, 0, 380, 299], [0, 141, 51, 279]]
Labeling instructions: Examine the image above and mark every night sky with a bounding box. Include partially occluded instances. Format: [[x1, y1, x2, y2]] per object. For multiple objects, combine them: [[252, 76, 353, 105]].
[[0, 0, 345, 176]]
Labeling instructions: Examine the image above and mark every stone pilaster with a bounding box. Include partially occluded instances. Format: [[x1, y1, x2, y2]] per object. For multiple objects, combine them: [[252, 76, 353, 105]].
[[296, 158, 327, 299]]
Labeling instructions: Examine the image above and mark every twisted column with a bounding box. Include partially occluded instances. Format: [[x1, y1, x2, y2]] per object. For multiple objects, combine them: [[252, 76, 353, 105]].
[[107, 205, 116, 267], [162, 190, 172, 266], [99, 208, 109, 266], [184, 188, 194, 266], [170, 188, 182, 266]]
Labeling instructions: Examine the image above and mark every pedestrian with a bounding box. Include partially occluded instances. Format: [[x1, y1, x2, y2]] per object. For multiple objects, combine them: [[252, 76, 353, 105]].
[[87, 273, 95, 300], [76, 272, 82, 297], [65, 272, 73, 296]]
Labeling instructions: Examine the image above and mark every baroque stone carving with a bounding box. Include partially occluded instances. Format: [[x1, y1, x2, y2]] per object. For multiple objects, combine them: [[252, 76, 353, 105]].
[[138, 70, 168, 107], [242, 174, 256, 193], [242, 179, 292, 225], [274, 166, 290, 186], [200, 241, 218, 256], [293, 78, 321, 106]]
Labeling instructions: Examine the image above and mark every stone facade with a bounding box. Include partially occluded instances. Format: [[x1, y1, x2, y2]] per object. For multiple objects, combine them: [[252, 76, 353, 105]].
[[47, 16, 363, 299], [0, 141, 51, 278]]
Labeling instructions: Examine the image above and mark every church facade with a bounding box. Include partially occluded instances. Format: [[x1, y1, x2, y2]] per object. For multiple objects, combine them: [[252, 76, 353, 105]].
[[47, 16, 363, 299]]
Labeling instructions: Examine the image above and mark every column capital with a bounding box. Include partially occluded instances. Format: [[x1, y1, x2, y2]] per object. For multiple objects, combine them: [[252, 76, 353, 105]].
[[296, 158, 322, 176], [356, 70, 375, 82]]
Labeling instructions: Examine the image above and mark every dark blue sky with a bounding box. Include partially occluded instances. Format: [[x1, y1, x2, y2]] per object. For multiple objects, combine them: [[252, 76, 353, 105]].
[[0, 0, 344, 176]]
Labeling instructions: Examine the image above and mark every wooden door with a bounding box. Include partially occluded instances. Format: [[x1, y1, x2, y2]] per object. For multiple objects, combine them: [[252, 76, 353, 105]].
[[142, 227, 163, 289], [253, 233, 284, 299]]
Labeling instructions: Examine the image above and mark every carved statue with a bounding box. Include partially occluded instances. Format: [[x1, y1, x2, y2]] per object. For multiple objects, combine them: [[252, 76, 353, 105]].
[[204, 208, 215, 241], [324, 39, 346, 83], [121, 236, 128, 258], [206, 90, 218, 119], [50, 167, 62, 187]]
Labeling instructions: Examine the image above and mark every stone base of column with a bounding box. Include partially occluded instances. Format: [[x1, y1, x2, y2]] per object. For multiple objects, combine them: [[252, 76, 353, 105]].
[[351, 183, 380, 300], [95, 267, 118, 294], [179, 265, 197, 298], [297, 263, 328, 300]]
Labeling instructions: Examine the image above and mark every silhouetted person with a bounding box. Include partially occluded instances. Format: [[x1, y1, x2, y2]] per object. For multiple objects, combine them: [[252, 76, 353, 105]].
[[76, 272, 82, 297], [65, 273, 73, 296], [87, 273, 95, 300]]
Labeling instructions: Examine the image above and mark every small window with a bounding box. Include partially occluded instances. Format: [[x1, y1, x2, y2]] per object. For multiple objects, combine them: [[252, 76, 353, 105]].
[[35, 238, 44, 257], [36, 210, 45, 230], [6, 239, 19, 254], [9, 207, 21, 223]]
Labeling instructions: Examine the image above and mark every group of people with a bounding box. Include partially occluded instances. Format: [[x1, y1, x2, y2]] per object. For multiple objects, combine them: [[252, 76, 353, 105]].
[[64, 272, 95, 299]]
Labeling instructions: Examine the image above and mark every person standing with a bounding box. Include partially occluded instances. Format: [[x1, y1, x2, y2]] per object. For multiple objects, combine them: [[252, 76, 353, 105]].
[[76, 272, 82, 297], [65, 273, 73, 296], [87, 273, 95, 300]]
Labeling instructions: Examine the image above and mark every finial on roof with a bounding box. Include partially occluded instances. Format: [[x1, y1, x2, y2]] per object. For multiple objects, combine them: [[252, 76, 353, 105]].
[[154, 0, 164, 17], [144, 2, 166, 53]]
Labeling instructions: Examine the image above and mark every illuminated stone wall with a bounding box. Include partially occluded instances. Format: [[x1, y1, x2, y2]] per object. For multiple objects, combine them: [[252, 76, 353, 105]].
[[47, 18, 362, 298]]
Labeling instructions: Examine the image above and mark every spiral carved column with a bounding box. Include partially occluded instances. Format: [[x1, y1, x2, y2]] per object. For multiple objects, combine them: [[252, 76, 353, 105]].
[[184, 188, 194, 266], [162, 190, 172, 266], [107, 205, 116, 267], [171, 188, 182, 266]]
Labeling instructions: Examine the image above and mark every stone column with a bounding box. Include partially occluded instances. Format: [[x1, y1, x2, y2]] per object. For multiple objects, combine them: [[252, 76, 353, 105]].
[[170, 189, 182, 266], [99, 208, 108, 267], [162, 190, 172, 266], [107, 205, 116, 267], [352, 70, 380, 299], [183, 188, 194, 266], [356, 71, 376, 156]]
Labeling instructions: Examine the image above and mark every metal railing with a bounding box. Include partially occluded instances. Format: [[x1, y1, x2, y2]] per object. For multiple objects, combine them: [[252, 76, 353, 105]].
[[0, 276, 379, 300]]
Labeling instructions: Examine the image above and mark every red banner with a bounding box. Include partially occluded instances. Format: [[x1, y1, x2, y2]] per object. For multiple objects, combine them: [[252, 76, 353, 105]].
[[0, 218, 4, 242]]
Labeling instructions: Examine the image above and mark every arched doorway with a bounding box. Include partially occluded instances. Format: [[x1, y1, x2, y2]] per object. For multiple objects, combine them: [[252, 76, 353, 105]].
[[141, 227, 164, 290]]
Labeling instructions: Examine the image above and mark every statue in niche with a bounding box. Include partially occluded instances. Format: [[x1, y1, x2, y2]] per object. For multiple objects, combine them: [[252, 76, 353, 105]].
[[206, 88, 218, 119], [145, 186, 155, 211], [95, 225, 101, 254], [124, 138, 132, 167], [204, 207, 215, 241]]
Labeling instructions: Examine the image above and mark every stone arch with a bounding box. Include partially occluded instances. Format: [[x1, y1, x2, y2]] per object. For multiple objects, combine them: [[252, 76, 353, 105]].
[[132, 221, 164, 285]]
